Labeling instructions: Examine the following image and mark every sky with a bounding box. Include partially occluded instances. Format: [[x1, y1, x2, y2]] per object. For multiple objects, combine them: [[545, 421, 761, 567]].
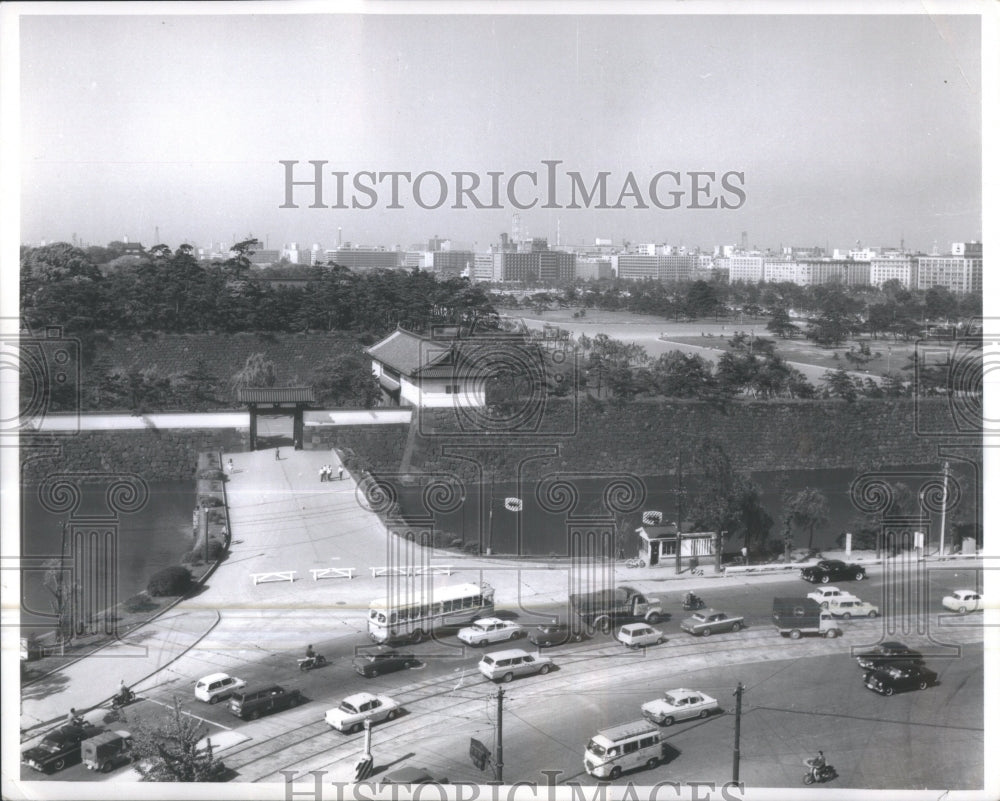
[[16, 8, 984, 254]]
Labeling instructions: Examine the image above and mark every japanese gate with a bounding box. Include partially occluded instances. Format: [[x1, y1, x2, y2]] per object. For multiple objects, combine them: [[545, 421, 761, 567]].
[[236, 387, 316, 450]]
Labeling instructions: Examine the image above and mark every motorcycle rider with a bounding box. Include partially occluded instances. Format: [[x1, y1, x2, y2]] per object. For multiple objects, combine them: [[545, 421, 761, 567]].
[[684, 591, 699, 608], [304, 644, 316, 663], [116, 679, 132, 705], [811, 750, 827, 781]]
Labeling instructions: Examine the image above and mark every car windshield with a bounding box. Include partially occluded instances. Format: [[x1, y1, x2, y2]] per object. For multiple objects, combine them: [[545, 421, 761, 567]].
[[471, 624, 488, 632], [663, 693, 678, 705], [38, 738, 65, 753], [691, 614, 707, 622], [587, 740, 607, 757], [339, 702, 359, 714]]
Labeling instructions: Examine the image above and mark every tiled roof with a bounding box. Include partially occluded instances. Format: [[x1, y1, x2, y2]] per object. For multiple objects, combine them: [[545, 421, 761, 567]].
[[236, 387, 317, 404], [365, 329, 453, 377]]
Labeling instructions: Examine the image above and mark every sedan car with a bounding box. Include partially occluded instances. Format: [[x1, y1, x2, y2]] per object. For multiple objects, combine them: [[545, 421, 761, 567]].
[[641, 689, 719, 726], [616, 622, 665, 648], [22, 723, 104, 773], [457, 618, 524, 647], [353, 646, 418, 678], [942, 590, 982, 614], [679, 609, 745, 637], [826, 598, 879, 619], [855, 641, 924, 670], [194, 672, 246, 704], [527, 623, 589, 648], [864, 664, 937, 695], [807, 586, 859, 607], [325, 692, 401, 733], [800, 559, 867, 584]]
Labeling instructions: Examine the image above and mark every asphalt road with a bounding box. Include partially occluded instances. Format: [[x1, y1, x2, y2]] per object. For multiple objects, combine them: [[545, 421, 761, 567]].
[[25, 565, 984, 789]]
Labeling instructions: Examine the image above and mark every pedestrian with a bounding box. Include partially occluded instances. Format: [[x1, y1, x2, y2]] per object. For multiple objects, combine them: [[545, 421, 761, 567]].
[[338, 465, 344, 481], [319, 465, 327, 482], [226, 458, 233, 474], [275, 449, 280, 461]]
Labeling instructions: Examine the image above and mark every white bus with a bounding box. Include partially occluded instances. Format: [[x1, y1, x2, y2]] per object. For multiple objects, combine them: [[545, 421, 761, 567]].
[[368, 582, 495, 644]]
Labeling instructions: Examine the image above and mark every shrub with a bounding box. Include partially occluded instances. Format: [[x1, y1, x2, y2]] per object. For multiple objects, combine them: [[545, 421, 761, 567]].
[[197, 495, 223, 508], [198, 468, 225, 481], [147, 566, 193, 597], [205, 539, 226, 560], [180, 550, 203, 565]]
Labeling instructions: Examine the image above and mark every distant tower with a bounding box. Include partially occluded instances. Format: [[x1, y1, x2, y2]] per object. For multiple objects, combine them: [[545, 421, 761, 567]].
[[512, 213, 522, 245], [338, 227, 343, 248], [155, 225, 160, 244], [557, 219, 561, 247]]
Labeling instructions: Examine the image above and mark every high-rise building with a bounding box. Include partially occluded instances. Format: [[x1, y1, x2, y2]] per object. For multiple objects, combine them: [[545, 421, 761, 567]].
[[615, 253, 697, 282], [433, 250, 474, 277], [915, 254, 982, 295], [324, 247, 401, 271]]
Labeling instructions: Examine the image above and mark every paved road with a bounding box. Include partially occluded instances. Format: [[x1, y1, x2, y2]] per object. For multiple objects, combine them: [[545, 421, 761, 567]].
[[28, 409, 412, 432]]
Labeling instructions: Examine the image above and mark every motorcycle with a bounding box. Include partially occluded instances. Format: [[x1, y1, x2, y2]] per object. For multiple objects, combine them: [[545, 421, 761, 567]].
[[682, 594, 706, 611], [298, 654, 328, 672], [111, 688, 137, 710], [803, 759, 837, 785]]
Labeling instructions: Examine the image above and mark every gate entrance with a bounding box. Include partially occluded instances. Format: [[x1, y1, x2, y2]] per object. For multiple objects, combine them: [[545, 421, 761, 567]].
[[236, 387, 317, 450]]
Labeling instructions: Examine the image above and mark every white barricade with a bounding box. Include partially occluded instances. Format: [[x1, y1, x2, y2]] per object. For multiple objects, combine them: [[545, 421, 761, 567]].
[[369, 565, 454, 578], [250, 570, 296, 585], [310, 567, 356, 581]]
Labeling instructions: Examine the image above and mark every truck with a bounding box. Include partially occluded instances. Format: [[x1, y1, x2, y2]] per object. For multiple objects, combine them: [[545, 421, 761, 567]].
[[772, 597, 842, 639], [570, 585, 662, 632]]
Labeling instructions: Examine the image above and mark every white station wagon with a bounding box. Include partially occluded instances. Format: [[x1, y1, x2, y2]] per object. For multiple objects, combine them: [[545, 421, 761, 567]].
[[616, 623, 665, 648], [826, 597, 879, 619], [194, 673, 246, 704], [807, 587, 859, 608], [325, 692, 401, 733]]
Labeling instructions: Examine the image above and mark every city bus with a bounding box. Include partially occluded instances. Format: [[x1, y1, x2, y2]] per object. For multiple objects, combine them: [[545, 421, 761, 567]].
[[368, 582, 495, 644]]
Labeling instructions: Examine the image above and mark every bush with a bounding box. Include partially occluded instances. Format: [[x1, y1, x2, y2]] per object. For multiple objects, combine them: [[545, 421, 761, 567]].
[[205, 539, 226, 560], [197, 495, 223, 508], [198, 468, 225, 481], [180, 550, 203, 565], [147, 566, 193, 597]]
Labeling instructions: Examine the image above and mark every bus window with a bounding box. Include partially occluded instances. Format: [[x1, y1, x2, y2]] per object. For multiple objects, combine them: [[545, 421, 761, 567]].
[[389, 611, 398, 623], [472, 595, 482, 606]]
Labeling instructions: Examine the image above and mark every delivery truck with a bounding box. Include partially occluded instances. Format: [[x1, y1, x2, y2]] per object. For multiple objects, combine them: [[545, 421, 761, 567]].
[[772, 597, 842, 639], [570, 585, 663, 632]]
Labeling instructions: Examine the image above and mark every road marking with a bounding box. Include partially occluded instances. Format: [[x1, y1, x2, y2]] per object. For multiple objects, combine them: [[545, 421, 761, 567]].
[[141, 696, 233, 730]]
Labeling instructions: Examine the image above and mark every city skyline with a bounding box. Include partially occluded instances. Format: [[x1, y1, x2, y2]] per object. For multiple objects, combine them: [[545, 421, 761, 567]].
[[16, 10, 982, 255]]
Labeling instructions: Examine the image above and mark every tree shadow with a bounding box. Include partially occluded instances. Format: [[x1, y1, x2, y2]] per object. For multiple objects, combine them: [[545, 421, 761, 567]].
[[21, 667, 71, 701]]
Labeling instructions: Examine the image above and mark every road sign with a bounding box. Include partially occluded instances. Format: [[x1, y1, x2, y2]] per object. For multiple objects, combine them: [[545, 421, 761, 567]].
[[469, 738, 491, 771]]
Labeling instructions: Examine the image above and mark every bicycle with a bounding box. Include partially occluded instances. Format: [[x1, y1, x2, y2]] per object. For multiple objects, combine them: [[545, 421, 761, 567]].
[[624, 557, 646, 568], [690, 568, 704, 576]]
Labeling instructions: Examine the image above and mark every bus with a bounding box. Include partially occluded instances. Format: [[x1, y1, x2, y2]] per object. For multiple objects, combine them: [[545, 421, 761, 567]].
[[368, 582, 495, 644]]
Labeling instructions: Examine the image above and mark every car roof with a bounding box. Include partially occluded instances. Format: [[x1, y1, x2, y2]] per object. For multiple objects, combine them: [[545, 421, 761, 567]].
[[197, 672, 233, 684], [664, 688, 698, 695], [621, 622, 652, 631], [343, 692, 379, 705], [952, 589, 978, 595], [699, 608, 723, 615], [483, 648, 534, 660], [472, 617, 505, 625]]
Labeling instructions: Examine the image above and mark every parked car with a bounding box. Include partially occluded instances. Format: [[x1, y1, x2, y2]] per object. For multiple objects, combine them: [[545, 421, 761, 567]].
[[81, 729, 133, 773], [942, 590, 982, 614], [194, 673, 247, 704], [353, 646, 418, 678], [457, 618, 525, 647], [801, 560, 867, 584], [381, 766, 449, 785], [616, 623, 665, 648], [864, 664, 938, 695], [807, 586, 859, 607], [22, 723, 103, 773], [325, 692, 401, 733], [228, 684, 303, 720], [528, 622, 589, 647], [855, 641, 923, 670], [641, 689, 719, 726], [478, 648, 553, 682], [679, 609, 745, 637], [826, 598, 879, 619]]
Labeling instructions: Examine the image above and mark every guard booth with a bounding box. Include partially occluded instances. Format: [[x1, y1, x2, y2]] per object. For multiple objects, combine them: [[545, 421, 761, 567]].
[[637, 523, 718, 566], [236, 387, 316, 451]]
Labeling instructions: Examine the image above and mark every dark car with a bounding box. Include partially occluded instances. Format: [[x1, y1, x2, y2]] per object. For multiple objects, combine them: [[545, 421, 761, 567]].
[[353, 646, 418, 678], [864, 664, 937, 695], [800, 559, 867, 584], [228, 684, 303, 720], [527, 623, 589, 648], [855, 641, 924, 670], [22, 723, 103, 773]]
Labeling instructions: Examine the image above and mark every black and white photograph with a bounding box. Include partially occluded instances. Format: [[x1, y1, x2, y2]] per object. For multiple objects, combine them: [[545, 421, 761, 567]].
[[1, 2, 995, 799]]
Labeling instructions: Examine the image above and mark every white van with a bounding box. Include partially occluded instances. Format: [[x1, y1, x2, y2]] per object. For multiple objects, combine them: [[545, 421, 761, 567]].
[[583, 720, 664, 780]]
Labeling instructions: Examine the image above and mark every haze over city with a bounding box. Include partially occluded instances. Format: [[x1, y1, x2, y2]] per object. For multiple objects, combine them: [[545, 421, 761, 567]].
[[18, 11, 981, 254]]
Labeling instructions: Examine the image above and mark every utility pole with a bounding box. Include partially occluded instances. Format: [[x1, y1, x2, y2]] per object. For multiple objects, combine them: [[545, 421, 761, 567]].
[[938, 461, 950, 558], [675, 452, 683, 575], [495, 686, 504, 783], [732, 682, 744, 783]]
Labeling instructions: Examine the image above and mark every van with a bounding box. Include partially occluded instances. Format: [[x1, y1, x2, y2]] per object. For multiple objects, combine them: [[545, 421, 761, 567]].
[[583, 720, 664, 780], [228, 684, 303, 720], [478, 648, 553, 683], [81, 730, 133, 773]]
